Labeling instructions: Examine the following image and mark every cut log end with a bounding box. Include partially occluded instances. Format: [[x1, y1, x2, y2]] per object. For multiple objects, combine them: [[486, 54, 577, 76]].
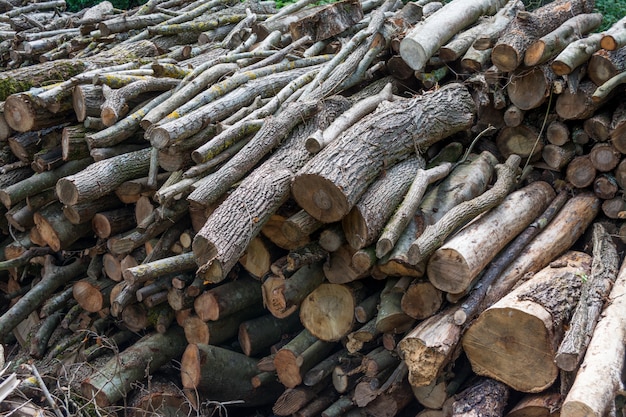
[[462, 307, 556, 393], [399, 38, 427, 71], [181, 344, 201, 389], [300, 283, 355, 342], [56, 178, 80, 206], [291, 174, 350, 223], [342, 209, 367, 250], [5, 95, 34, 132], [398, 339, 446, 388], [101, 107, 119, 127], [492, 44, 520, 73], [149, 126, 172, 149], [426, 248, 471, 293]]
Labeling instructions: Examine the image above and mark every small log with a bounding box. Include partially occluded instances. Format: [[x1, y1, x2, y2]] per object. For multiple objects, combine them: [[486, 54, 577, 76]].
[[299, 281, 366, 342], [593, 174, 619, 200], [542, 142, 576, 171], [399, 0, 506, 71], [588, 47, 626, 87], [194, 274, 262, 321], [566, 155, 597, 189], [281, 210, 322, 247], [92, 207, 136, 239], [560, 255, 626, 417], [72, 84, 104, 122], [408, 155, 521, 265], [123, 252, 196, 286], [463, 251, 592, 393], [34, 202, 92, 251], [524, 13, 602, 67], [491, 0, 594, 72], [556, 80, 610, 120], [274, 328, 323, 388], [63, 194, 123, 225], [426, 181, 555, 294], [239, 236, 283, 279], [262, 263, 326, 319], [72, 276, 116, 313], [589, 142, 621, 172], [56, 147, 151, 205], [238, 313, 302, 357], [507, 66, 555, 111], [496, 124, 542, 162], [555, 223, 619, 371], [546, 119, 570, 146], [375, 277, 415, 334], [503, 105, 524, 127], [323, 244, 368, 284], [182, 343, 283, 406], [400, 278, 443, 320]]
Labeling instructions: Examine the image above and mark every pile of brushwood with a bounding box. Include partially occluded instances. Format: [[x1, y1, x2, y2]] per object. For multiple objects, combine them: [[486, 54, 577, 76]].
[[1, 0, 626, 415]]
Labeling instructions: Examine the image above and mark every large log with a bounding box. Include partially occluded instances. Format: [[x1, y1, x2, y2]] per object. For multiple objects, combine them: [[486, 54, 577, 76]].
[[181, 343, 283, 406], [399, 0, 508, 71], [561, 251, 626, 417], [462, 251, 592, 393], [291, 83, 475, 223], [491, 0, 594, 72]]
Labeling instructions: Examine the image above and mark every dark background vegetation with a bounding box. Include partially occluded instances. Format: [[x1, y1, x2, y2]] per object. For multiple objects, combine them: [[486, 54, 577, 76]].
[[65, 0, 626, 31]]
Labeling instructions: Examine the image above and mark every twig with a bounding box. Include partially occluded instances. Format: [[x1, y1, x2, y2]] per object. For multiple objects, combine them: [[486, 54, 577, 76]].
[[25, 364, 65, 417]]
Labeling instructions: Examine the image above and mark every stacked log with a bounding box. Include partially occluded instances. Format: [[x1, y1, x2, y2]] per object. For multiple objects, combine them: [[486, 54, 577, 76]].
[[0, 0, 626, 416]]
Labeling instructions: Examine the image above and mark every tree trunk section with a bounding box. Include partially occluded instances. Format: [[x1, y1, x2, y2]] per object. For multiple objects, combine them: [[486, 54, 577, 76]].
[[561, 254, 626, 417], [399, 0, 508, 71], [463, 251, 592, 393], [291, 83, 475, 223]]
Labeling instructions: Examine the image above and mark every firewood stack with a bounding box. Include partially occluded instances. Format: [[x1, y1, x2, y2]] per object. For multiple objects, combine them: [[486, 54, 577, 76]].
[[1, 0, 626, 415]]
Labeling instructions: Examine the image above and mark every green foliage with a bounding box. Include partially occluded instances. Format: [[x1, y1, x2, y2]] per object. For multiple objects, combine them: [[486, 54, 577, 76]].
[[523, 0, 626, 31], [594, 0, 626, 31], [65, 0, 147, 13]]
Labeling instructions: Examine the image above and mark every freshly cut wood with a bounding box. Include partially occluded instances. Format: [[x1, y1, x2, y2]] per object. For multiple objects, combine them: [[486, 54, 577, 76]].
[[542, 142, 576, 171], [560, 253, 626, 417], [299, 282, 365, 341], [262, 263, 326, 319], [589, 142, 620, 172], [507, 66, 554, 111], [426, 181, 554, 294], [588, 47, 626, 87], [399, 0, 507, 71], [583, 111, 611, 142], [273, 328, 322, 388], [491, 0, 594, 72], [181, 343, 282, 406], [524, 13, 602, 67], [555, 223, 619, 372], [555, 80, 609, 120], [192, 98, 351, 283], [239, 236, 282, 279], [323, 244, 368, 284], [34, 202, 92, 251], [462, 251, 592, 393], [4, 92, 73, 132], [496, 124, 542, 162], [92, 207, 136, 239], [291, 83, 475, 223], [400, 278, 443, 320]]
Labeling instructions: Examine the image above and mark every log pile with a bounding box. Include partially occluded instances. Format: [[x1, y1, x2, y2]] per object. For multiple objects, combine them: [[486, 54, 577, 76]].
[[1, 0, 626, 416]]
